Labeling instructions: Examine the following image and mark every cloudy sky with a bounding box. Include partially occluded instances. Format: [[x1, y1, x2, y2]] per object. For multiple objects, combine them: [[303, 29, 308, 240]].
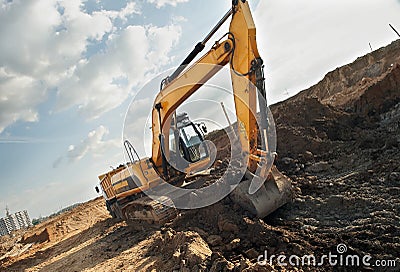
[[1, 0, 399, 219]]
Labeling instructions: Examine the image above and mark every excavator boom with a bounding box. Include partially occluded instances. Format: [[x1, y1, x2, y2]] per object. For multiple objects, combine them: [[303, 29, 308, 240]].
[[152, 1, 262, 171]]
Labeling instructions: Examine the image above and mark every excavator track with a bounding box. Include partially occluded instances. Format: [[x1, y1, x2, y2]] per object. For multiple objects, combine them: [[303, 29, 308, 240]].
[[121, 196, 178, 228]]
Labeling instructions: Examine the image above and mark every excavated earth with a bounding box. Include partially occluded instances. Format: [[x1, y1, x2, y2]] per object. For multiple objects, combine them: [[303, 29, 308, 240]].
[[1, 40, 400, 272]]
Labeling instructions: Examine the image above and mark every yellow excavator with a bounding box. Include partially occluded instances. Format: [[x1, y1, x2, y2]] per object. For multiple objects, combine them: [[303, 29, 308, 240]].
[[97, 0, 292, 225]]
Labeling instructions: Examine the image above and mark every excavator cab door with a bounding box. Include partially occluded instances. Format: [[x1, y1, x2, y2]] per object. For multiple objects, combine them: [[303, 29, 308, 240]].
[[168, 113, 210, 172], [179, 123, 207, 163]]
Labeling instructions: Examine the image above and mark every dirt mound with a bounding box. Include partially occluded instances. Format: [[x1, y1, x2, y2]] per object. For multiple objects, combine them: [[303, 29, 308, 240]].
[[148, 230, 212, 271], [296, 39, 400, 107], [0, 197, 112, 270], [206, 129, 231, 164], [21, 227, 53, 244], [351, 63, 400, 117], [271, 97, 352, 157]]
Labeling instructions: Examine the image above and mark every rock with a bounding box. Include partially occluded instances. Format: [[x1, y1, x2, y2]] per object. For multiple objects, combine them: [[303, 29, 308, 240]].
[[385, 136, 399, 148], [211, 252, 224, 262], [22, 227, 53, 244], [184, 233, 212, 267], [190, 264, 202, 272], [190, 227, 208, 238], [218, 217, 239, 233], [180, 265, 190, 272], [164, 230, 174, 242], [327, 195, 344, 207], [389, 172, 400, 182], [172, 249, 181, 263], [210, 259, 231, 272], [281, 157, 295, 165], [332, 161, 344, 170], [242, 262, 275, 271], [307, 175, 318, 181], [244, 248, 259, 259], [359, 135, 377, 149], [163, 231, 212, 268], [207, 235, 223, 246], [239, 258, 250, 270], [306, 161, 330, 173], [304, 151, 314, 161], [210, 253, 234, 272], [215, 160, 224, 168], [225, 238, 240, 251]]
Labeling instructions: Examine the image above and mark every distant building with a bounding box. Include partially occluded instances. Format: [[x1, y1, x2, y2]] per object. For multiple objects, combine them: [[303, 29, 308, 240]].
[[0, 209, 32, 236]]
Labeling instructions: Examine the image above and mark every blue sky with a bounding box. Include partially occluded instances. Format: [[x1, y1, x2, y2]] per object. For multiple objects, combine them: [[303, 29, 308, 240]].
[[1, 0, 400, 219]]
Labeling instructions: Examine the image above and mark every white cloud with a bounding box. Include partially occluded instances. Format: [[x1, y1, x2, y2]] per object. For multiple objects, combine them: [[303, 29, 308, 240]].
[[53, 125, 119, 167], [0, 0, 115, 82], [124, 97, 153, 157], [0, 0, 59, 134], [172, 15, 187, 24], [0, 0, 180, 133], [0, 0, 114, 133], [0, 0, 61, 77], [68, 125, 113, 161], [56, 23, 182, 119], [0, 69, 45, 133], [147, 0, 189, 8], [100, 2, 141, 22], [254, 0, 400, 103]]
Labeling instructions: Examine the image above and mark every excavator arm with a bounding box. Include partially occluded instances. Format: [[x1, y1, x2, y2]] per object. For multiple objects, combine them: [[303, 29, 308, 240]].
[[152, 0, 265, 174]]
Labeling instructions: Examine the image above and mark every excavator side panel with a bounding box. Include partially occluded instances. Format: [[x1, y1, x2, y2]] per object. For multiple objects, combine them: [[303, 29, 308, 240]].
[[106, 159, 178, 224]]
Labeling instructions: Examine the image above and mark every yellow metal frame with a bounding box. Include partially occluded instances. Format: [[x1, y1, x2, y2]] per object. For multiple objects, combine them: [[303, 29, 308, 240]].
[[151, 1, 262, 172]]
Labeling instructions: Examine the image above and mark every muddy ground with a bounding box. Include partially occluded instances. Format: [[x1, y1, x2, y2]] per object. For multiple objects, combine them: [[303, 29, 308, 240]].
[[1, 41, 399, 272]]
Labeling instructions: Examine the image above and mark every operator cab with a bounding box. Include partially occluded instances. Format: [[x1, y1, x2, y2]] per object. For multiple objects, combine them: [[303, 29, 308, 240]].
[[168, 112, 209, 170]]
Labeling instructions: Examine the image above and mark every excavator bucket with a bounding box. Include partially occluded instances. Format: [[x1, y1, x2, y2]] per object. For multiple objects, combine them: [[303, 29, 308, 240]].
[[230, 166, 292, 218]]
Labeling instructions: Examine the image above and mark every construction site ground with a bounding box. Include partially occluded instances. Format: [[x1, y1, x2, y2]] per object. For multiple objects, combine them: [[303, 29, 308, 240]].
[[1, 40, 400, 272]]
